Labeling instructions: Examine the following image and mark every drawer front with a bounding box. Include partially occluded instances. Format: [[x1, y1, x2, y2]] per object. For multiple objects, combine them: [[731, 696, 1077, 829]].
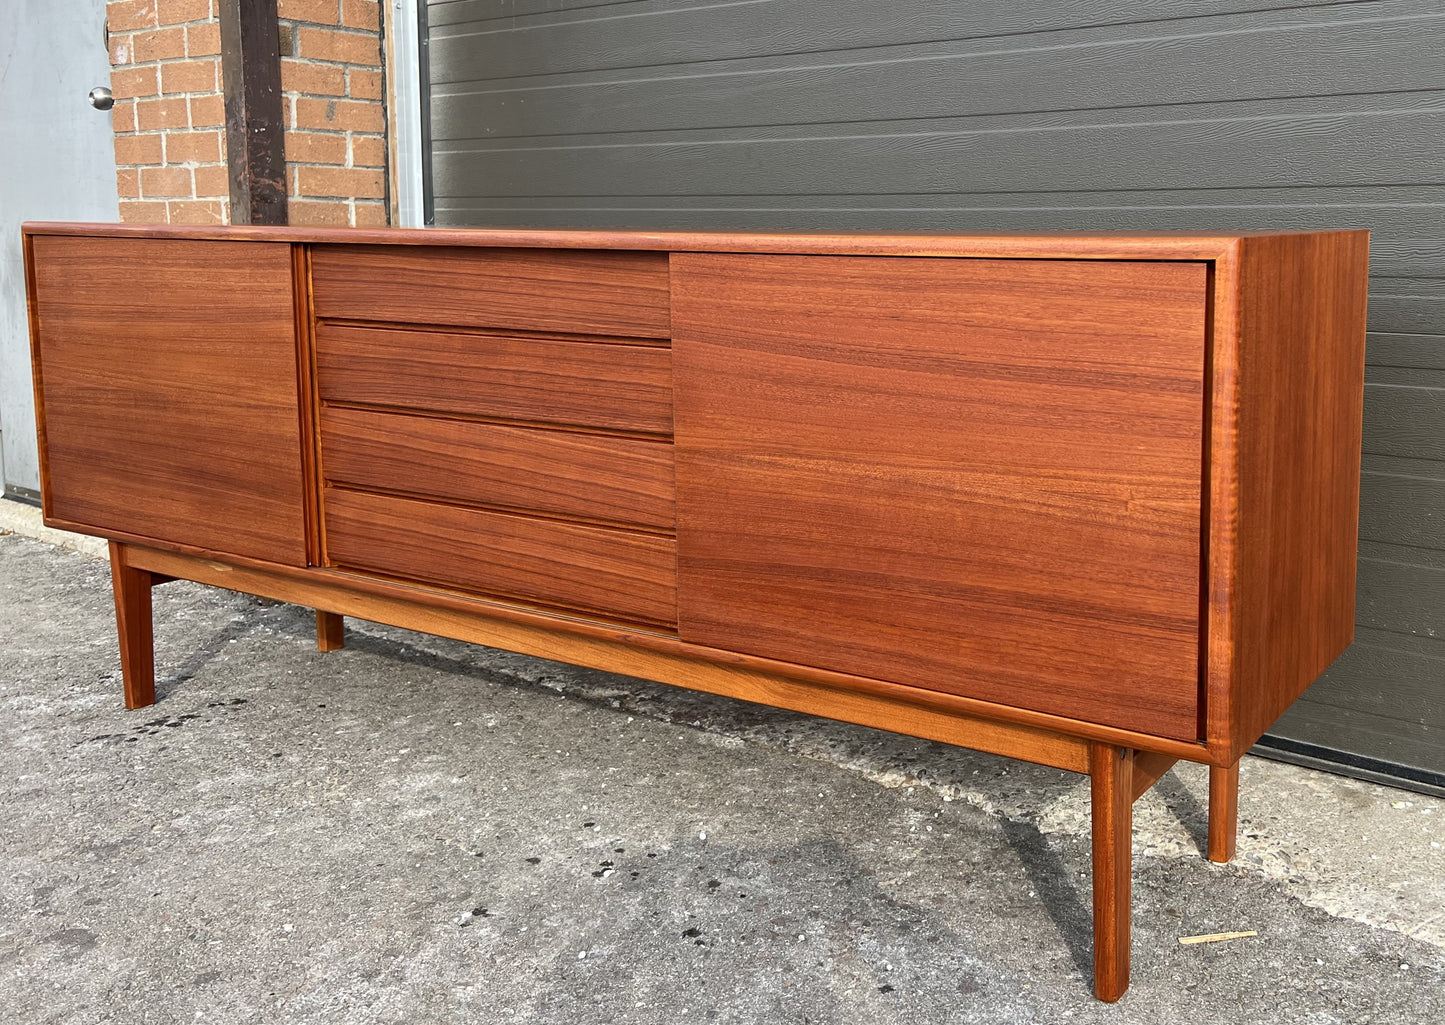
[[310, 244, 670, 339], [320, 406, 675, 530], [316, 323, 673, 435], [325, 489, 677, 625]]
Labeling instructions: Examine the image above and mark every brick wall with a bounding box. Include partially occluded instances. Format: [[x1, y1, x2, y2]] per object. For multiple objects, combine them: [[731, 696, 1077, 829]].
[[278, 0, 388, 226], [104, 0, 388, 226], [107, 1, 228, 224]]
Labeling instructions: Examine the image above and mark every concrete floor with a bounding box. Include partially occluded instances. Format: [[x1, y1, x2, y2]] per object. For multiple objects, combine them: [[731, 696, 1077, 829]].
[[1, 523, 1442, 1024]]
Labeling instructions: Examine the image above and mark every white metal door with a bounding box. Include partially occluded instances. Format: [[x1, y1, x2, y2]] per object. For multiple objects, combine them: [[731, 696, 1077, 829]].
[[0, 0, 118, 497]]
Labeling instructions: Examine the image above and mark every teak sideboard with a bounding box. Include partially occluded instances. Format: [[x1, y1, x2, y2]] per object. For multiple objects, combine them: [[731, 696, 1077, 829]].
[[23, 223, 1368, 1000]]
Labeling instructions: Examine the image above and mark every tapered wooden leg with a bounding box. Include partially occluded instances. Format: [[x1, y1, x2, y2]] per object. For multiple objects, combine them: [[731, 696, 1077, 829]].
[[1090, 743, 1135, 1002], [1208, 760, 1240, 864], [109, 541, 157, 710], [316, 610, 345, 652]]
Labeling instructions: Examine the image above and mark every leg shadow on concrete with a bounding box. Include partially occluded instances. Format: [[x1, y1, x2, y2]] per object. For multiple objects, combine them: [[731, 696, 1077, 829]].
[[153, 617, 255, 703], [1152, 770, 1210, 858], [999, 817, 1093, 980], [340, 629, 519, 689]]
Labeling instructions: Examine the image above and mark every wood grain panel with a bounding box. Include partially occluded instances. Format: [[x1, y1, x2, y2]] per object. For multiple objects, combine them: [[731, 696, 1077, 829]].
[[673, 254, 1207, 740], [1218, 230, 1369, 760], [324, 488, 676, 625], [320, 406, 675, 529], [309, 244, 670, 338], [315, 323, 673, 435], [28, 236, 306, 564]]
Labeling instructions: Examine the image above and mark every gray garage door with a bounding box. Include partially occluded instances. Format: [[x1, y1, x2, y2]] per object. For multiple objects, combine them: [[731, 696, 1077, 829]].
[[424, 0, 1445, 794]]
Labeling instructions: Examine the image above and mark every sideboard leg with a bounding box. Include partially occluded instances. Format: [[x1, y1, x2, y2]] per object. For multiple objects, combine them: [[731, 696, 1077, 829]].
[[109, 541, 157, 710], [1207, 760, 1241, 864], [1089, 742, 1135, 1002], [315, 610, 345, 652]]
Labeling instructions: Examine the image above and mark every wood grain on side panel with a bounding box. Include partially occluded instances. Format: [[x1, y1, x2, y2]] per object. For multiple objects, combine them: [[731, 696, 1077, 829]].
[[1222, 230, 1368, 760], [320, 406, 675, 530], [315, 324, 673, 436], [29, 236, 306, 565], [310, 244, 671, 338], [673, 254, 1208, 740], [325, 488, 677, 626]]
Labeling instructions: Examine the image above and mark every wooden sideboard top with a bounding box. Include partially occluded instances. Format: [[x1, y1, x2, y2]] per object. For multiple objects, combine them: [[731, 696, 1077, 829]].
[[21, 221, 1364, 262]]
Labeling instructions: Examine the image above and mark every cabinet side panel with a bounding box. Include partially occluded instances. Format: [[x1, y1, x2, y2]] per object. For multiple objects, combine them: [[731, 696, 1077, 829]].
[[29, 236, 307, 565], [674, 253, 1208, 740], [1227, 231, 1369, 758]]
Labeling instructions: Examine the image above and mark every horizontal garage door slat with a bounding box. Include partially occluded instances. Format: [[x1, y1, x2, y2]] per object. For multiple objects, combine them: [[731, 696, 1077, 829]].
[[427, 0, 1379, 77], [432, 14, 1445, 139]]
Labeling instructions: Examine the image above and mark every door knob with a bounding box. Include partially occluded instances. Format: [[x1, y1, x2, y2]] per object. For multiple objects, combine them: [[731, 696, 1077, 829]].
[[88, 86, 114, 111]]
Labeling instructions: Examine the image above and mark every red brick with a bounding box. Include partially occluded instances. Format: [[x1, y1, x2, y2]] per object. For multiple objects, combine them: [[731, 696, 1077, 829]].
[[119, 200, 169, 223], [193, 163, 230, 197], [189, 93, 225, 127], [278, 0, 339, 23], [286, 130, 348, 165], [156, 0, 210, 23], [349, 134, 385, 168], [297, 26, 378, 65], [186, 21, 221, 57], [348, 67, 382, 100], [107, 1, 158, 32], [340, 0, 378, 31], [116, 167, 141, 199], [294, 97, 383, 133], [136, 96, 190, 130], [110, 65, 158, 100], [111, 100, 138, 133], [114, 132, 164, 166], [353, 200, 388, 227], [165, 130, 222, 163], [281, 59, 346, 96], [132, 26, 186, 61], [287, 200, 351, 226], [140, 165, 193, 198], [295, 165, 384, 199], [167, 199, 227, 224], [109, 34, 134, 67], [161, 58, 218, 93]]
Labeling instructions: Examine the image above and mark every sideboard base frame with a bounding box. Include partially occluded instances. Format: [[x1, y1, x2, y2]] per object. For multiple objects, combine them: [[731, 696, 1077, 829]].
[[108, 538, 1240, 1001]]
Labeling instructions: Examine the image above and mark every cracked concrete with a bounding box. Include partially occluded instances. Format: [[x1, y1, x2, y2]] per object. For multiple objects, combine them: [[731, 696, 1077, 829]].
[[1, 526, 1442, 1024]]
